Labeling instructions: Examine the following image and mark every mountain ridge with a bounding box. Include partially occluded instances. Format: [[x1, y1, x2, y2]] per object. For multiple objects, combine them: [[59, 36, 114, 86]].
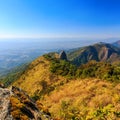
[[68, 42, 120, 66], [2, 41, 120, 119], [112, 40, 120, 47], [9, 50, 120, 119]]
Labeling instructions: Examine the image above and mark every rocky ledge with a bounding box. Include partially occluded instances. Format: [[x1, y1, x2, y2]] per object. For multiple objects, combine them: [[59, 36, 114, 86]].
[[0, 85, 52, 120]]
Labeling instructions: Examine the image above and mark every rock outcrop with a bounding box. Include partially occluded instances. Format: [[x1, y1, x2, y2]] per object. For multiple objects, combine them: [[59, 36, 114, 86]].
[[0, 87, 13, 120], [59, 51, 67, 60], [0, 86, 52, 120]]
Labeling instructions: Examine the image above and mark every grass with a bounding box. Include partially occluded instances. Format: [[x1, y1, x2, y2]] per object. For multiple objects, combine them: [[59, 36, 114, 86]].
[[12, 54, 120, 119], [13, 56, 67, 96], [10, 96, 29, 120], [38, 79, 120, 119]]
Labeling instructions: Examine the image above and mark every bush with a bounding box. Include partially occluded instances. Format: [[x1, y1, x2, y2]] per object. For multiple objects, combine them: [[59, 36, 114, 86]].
[[50, 59, 120, 83], [50, 60, 77, 77]]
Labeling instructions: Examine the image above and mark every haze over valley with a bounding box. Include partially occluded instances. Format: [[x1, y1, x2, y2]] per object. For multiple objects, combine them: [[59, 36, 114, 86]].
[[0, 38, 113, 76]]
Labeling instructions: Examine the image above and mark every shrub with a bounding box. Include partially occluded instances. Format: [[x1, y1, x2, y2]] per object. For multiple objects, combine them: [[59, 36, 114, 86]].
[[50, 59, 120, 82]]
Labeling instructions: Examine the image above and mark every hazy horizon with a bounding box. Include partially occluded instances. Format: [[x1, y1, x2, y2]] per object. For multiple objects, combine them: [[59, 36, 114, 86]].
[[0, 37, 119, 51]]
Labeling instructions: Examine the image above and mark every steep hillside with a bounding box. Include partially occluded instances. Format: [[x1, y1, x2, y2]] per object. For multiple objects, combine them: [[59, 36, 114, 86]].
[[0, 63, 29, 87], [13, 55, 67, 96], [68, 42, 120, 66]]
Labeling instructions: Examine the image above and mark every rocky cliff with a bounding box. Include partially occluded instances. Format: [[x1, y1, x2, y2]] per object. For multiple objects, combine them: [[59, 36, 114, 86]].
[[0, 85, 52, 120], [0, 87, 13, 120]]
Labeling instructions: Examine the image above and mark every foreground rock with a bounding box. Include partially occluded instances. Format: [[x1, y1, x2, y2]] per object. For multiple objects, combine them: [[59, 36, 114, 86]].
[[0, 86, 52, 120], [0, 88, 13, 120]]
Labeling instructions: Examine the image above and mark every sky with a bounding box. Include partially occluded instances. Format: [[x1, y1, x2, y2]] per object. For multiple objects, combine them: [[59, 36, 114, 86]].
[[0, 0, 120, 39]]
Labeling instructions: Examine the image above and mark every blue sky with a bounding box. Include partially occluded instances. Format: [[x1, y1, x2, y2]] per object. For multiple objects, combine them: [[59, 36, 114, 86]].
[[0, 0, 120, 39]]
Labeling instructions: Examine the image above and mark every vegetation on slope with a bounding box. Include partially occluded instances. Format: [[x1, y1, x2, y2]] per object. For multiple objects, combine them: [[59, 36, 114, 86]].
[[39, 79, 120, 119], [9, 52, 120, 119], [50, 57, 120, 82], [0, 63, 29, 87], [50, 59, 77, 78], [13, 55, 68, 97]]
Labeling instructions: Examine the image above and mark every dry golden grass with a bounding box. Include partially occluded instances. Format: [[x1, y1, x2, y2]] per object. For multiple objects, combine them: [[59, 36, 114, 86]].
[[12, 55, 120, 119], [10, 96, 29, 120], [38, 79, 120, 119], [13, 56, 67, 96]]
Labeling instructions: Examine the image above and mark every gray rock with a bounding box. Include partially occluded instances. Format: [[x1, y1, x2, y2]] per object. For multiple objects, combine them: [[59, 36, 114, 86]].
[[59, 51, 67, 60], [0, 86, 52, 120], [0, 88, 13, 120]]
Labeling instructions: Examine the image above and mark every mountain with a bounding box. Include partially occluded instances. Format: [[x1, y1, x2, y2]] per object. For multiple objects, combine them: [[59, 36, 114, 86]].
[[7, 52, 120, 119], [0, 85, 52, 120], [112, 40, 120, 47], [67, 42, 120, 66], [0, 38, 92, 77], [2, 41, 120, 119], [1, 40, 120, 77]]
